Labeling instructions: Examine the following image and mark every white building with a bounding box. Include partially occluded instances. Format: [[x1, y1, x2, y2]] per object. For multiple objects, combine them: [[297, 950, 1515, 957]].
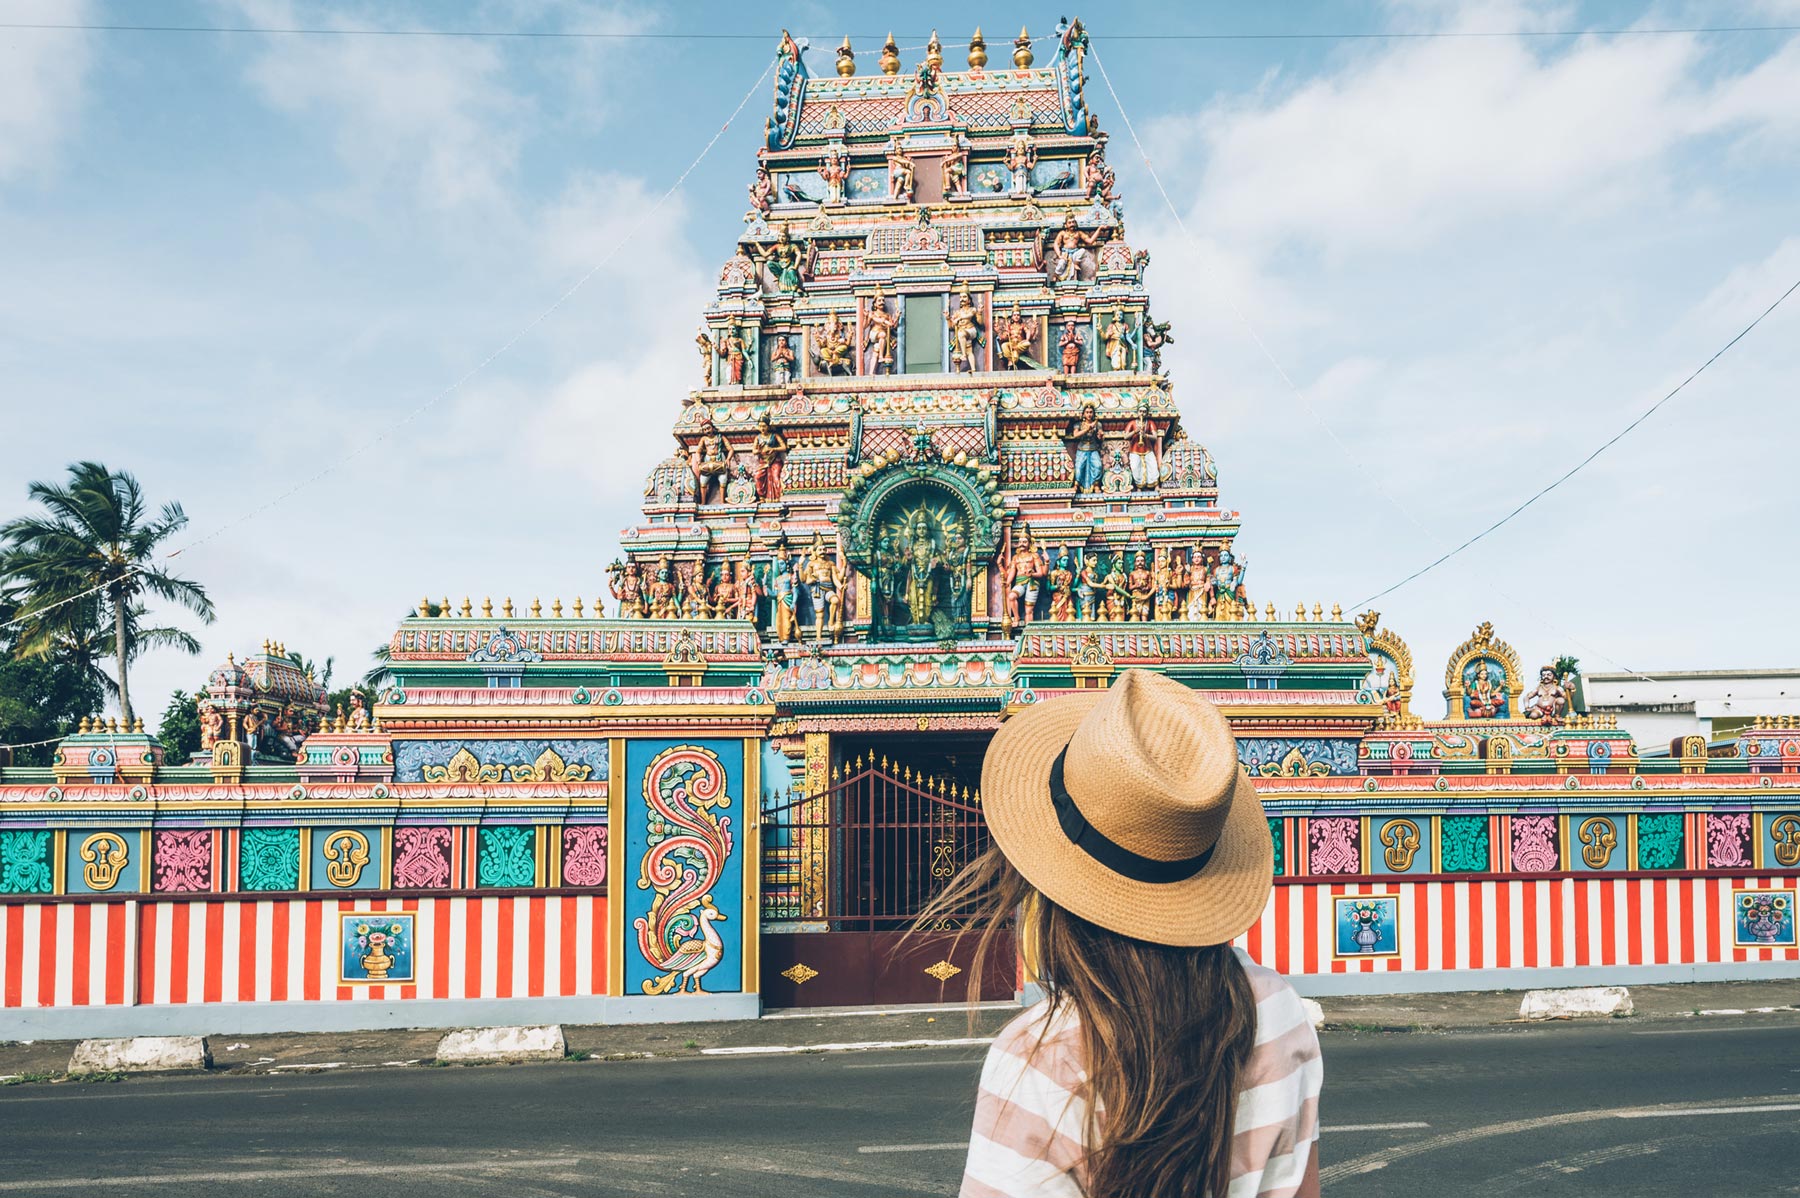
[[1580, 668, 1800, 751]]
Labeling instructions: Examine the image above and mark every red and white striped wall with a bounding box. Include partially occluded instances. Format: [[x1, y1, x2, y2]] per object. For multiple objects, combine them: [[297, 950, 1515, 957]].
[[1, 895, 609, 1009], [1238, 876, 1798, 980]]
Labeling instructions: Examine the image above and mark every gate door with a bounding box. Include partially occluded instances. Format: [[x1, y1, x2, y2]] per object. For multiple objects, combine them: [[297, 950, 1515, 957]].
[[761, 754, 1015, 1007]]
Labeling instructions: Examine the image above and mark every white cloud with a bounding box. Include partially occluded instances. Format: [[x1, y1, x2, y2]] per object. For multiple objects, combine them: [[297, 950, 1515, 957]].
[[0, 0, 94, 183]]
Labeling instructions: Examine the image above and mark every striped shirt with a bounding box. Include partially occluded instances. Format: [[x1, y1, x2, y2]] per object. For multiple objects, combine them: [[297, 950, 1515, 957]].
[[960, 953, 1322, 1198]]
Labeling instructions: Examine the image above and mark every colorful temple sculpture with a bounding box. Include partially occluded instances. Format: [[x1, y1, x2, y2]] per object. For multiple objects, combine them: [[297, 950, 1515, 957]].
[[1, 23, 1795, 1035]]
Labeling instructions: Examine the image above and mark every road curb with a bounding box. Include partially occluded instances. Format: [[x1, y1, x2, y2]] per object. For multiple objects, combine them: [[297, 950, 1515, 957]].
[[1519, 986, 1633, 1019], [436, 1025, 567, 1062], [68, 1036, 211, 1073]]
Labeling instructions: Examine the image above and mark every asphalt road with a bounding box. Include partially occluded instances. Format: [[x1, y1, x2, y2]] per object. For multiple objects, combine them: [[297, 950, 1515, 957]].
[[1, 1017, 1797, 1196]]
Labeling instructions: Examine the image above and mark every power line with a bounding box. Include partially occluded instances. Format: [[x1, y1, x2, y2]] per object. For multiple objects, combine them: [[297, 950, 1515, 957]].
[[1356, 275, 1800, 608]]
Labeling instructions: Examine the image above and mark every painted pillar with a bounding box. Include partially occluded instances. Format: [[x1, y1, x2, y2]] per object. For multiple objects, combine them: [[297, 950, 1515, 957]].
[[802, 731, 831, 920]]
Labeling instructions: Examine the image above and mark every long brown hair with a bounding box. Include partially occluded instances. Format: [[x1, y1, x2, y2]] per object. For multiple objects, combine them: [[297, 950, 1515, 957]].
[[913, 847, 1257, 1198]]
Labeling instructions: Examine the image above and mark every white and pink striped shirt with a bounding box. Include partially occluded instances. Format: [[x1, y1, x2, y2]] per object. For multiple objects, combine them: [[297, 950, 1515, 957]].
[[960, 953, 1322, 1198]]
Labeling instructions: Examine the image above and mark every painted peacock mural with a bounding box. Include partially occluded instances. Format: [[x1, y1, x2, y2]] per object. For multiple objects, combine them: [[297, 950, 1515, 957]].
[[634, 745, 736, 995]]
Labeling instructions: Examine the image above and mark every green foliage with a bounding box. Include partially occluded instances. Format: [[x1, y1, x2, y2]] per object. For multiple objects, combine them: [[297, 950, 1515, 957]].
[[0, 622, 103, 765], [0, 462, 215, 726], [324, 684, 378, 726], [156, 689, 203, 767]]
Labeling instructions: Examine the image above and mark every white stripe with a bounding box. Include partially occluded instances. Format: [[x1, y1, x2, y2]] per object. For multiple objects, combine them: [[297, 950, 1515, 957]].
[[19, 905, 40, 1006], [1613, 878, 1631, 965], [1397, 883, 1416, 972], [543, 895, 562, 997], [574, 897, 593, 995], [1252, 982, 1308, 1046], [52, 904, 74, 1007], [1480, 881, 1498, 969], [151, 902, 171, 1005], [220, 898, 241, 1003], [512, 897, 531, 995], [1227, 1139, 1312, 1198], [1454, 881, 1471, 970], [86, 904, 108, 1005], [184, 901, 206, 1004], [978, 1038, 1089, 1144], [479, 897, 498, 998], [1507, 880, 1524, 968], [962, 1132, 1085, 1198], [1664, 875, 1683, 965], [1235, 1055, 1324, 1135], [284, 899, 305, 1003], [1559, 877, 1578, 968]]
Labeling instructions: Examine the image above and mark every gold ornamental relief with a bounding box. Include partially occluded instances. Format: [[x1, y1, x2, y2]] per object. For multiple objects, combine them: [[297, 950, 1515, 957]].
[[1770, 815, 1800, 868], [924, 960, 963, 982], [780, 963, 820, 985], [1378, 819, 1422, 871], [80, 832, 130, 891], [322, 830, 372, 887], [1577, 817, 1618, 869]]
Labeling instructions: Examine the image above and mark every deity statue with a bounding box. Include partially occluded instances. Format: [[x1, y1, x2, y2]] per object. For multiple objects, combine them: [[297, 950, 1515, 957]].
[[819, 144, 849, 205], [947, 284, 984, 373], [1100, 555, 1128, 622], [759, 224, 808, 295], [941, 140, 969, 197], [1153, 547, 1181, 622], [899, 509, 943, 628], [1123, 394, 1163, 490], [686, 409, 731, 505], [694, 329, 715, 388], [1062, 401, 1105, 495], [769, 334, 797, 385], [801, 532, 847, 640], [1075, 548, 1102, 621], [681, 563, 710, 619], [732, 557, 761, 622], [1085, 149, 1117, 203], [1049, 214, 1099, 282], [998, 303, 1039, 369], [1058, 320, 1085, 373], [1522, 665, 1570, 725], [1364, 654, 1401, 716], [748, 165, 774, 217], [1102, 306, 1133, 372], [1184, 550, 1210, 620], [710, 561, 742, 620], [846, 393, 865, 466], [812, 308, 854, 376], [887, 146, 915, 202], [718, 326, 749, 385], [1142, 316, 1173, 375], [999, 526, 1048, 627], [767, 541, 800, 642], [873, 527, 900, 624], [1126, 551, 1154, 622], [608, 558, 647, 618], [1048, 546, 1076, 621], [347, 691, 369, 731], [942, 520, 972, 622], [1464, 660, 1508, 720], [1005, 129, 1036, 196], [1206, 549, 1249, 621], [863, 285, 898, 374], [648, 554, 680, 619], [751, 411, 788, 502]]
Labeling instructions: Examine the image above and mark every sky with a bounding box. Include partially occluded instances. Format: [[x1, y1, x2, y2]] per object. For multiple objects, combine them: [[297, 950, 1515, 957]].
[[1, 0, 1797, 732]]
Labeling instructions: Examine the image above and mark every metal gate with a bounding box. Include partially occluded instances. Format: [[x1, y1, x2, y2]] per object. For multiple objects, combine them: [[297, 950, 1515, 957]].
[[760, 754, 1015, 1007]]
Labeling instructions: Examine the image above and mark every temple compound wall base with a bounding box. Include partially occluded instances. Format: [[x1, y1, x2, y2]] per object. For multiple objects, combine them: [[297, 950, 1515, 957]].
[[2, 21, 1795, 1035]]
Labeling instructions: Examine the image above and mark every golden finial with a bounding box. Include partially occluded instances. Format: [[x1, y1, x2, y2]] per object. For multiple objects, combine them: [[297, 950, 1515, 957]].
[[881, 754, 890, 770], [416, 600, 429, 620], [880, 32, 900, 74], [460, 597, 472, 617], [109, 716, 120, 734], [503, 597, 515, 619], [1013, 25, 1034, 68], [552, 598, 563, 618], [440, 598, 450, 619], [836, 35, 856, 76], [1294, 603, 1306, 621], [925, 30, 943, 70], [831, 762, 841, 782], [482, 596, 493, 618], [573, 597, 585, 618], [1264, 602, 1277, 621], [1331, 603, 1343, 622], [78, 716, 91, 734], [530, 597, 542, 619], [1313, 603, 1324, 622], [134, 716, 145, 734], [261, 638, 271, 653], [968, 26, 988, 69]]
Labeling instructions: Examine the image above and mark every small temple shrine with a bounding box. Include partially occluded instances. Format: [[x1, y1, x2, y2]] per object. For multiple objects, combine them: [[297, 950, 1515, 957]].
[[0, 21, 1793, 1035]]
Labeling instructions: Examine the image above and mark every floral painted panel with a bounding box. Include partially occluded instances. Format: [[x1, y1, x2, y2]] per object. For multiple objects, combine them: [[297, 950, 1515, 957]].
[[152, 829, 213, 893], [1439, 816, 1491, 873], [392, 827, 454, 889], [561, 826, 608, 888], [394, 739, 608, 784], [1238, 738, 1360, 778], [1635, 813, 1685, 870], [1267, 819, 1285, 877], [1307, 817, 1361, 875], [1509, 815, 1559, 872], [239, 827, 301, 891], [1706, 813, 1753, 868], [0, 830, 53, 894], [478, 826, 537, 888]]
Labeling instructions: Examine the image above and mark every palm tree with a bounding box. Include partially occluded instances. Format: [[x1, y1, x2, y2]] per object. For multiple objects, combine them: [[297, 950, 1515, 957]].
[[1, 462, 215, 727]]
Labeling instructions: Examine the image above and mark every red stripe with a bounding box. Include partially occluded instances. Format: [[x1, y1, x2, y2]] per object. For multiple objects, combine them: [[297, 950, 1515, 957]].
[[169, 903, 190, 1004], [1651, 878, 1668, 964], [1302, 886, 1319, 976], [1413, 882, 1430, 971], [1626, 881, 1644, 965], [1679, 878, 1696, 962], [1521, 881, 1537, 967], [270, 902, 290, 1002], [528, 898, 546, 997], [4, 904, 23, 1006], [496, 897, 515, 998], [238, 901, 258, 1002], [1598, 878, 1616, 966], [465, 898, 483, 998], [303, 901, 321, 1001], [592, 897, 608, 994], [1328, 883, 1344, 974], [433, 898, 451, 999], [104, 903, 127, 1005], [1703, 877, 1720, 962], [560, 896, 578, 997], [1468, 884, 1484, 970], [1729, 878, 1747, 963], [1494, 883, 1511, 969], [69, 904, 91, 1006], [201, 903, 223, 1004], [38, 906, 59, 1005], [135, 903, 158, 1005], [1573, 879, 1590, 966], [1441, 883, 1458, 970], [1272, 884, 1290, 974]]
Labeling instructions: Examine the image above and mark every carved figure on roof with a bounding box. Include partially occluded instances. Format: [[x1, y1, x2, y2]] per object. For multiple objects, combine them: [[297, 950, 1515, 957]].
[[710, 561, 742, 620], [718, 326, 749, 385], [981, 388, 1001, 463], [734, 557, 761, 621], [1124, 393, 1162, 490], [1100, 554, 1128, 622], [646, 555, 679, 620], [998, 303, 1039, 370], [760, 224, 807, 294], [947, 284, 984, 373], [1058, 319, 1085, 373], [752, 411, 788, 502], [943, 520, 972, 622], [1523, 665, 1571, 725], [199, 694, 222, 750], [813, 309, 853, 375], [346, 691, 369, 731], [694, 329, 714, 388], [1142, 316, 1172, 375], [1050, 214, 1099, 282], [1126, 551, 1154, 621], [767, 541, 800, 642], [942, 140, 969, 197], [1102, 306, 1133, 372], [999, 525, 1047, 628], [1185, 550, 1211, 620], [687, 409, 731, 505], [820, 144, 849, 205], [846, 393, 865, 465], [887, 146, 915, 202], [768, 334, 797, 385], [1086, 149, 1117, 203], [680, 562, 709, 619], [748, 166, 774, 217], [1153, 547, 1182, 622], [1364, 654, 1401, 716], [608, 558, 647, 618], [1062, 400, 1105, 494], [801, 531, 846, 640], [1006, 130, 1037, 196], [1207, 549, 1249, 622], [900, 509, 944, 628], [1048, 546, 1076, 621], [1464, 660, 1508, 720], [1074, 547, 1101, 621], [863, 285, 898, 374]]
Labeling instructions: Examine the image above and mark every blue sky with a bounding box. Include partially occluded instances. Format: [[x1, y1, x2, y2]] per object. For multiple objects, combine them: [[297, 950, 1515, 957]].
[[2, 0, 1798, 724]]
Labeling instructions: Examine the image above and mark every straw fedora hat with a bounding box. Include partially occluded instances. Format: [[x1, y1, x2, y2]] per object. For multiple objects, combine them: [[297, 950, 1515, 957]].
[[982, 669, 1271, 947]]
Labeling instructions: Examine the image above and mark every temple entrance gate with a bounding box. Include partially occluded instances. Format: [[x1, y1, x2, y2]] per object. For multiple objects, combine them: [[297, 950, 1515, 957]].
[[760, 749, 1014, 1007]]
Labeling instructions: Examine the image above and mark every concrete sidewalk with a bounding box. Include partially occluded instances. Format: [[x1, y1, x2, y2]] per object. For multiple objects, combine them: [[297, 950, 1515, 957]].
[[2, 977, 1795, 1083]]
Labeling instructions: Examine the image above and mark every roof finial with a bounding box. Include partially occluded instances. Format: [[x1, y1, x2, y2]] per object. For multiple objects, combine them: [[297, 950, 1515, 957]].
[[880, 32, 900, 74], [1014, 25, 1034, 68], [836, 35, 856, 76], [925, 30, 943, 71], [968, 26, 988, 70]]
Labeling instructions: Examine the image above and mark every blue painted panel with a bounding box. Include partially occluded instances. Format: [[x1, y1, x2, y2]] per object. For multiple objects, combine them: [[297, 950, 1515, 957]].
[[1763, 812, 1800, 871], [311, 826, 384, 891], [392, 738, 609, 783], [64, 829, 141, 895], [1570, 814, 1627, 871], [1238, 737, 1360, 778], [623, 739, 745, 997], [1369, 816, 1433, 875]]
